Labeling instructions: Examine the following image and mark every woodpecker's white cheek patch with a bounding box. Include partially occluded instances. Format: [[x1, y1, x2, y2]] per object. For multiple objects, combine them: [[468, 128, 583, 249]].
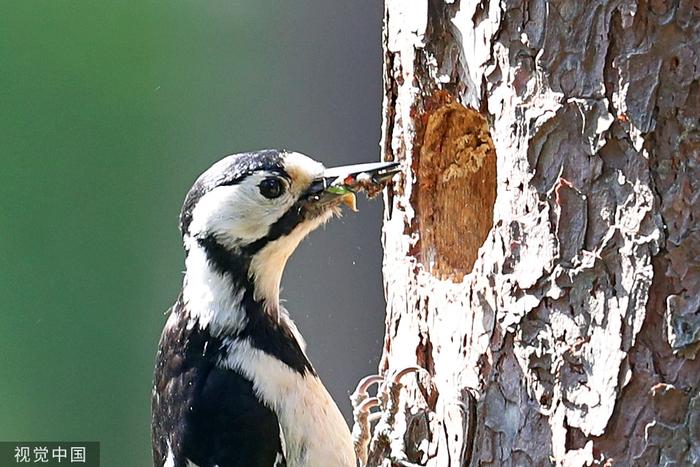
[[187, 172, 297, 246], [220, 338, 355, 467]]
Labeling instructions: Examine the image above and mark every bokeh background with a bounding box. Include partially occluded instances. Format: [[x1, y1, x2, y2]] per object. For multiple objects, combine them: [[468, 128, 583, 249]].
[[1, 1, 385, 464]]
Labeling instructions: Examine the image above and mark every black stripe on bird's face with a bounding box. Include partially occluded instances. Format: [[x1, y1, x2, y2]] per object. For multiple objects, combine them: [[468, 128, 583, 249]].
[[241, 200, 308, 256]]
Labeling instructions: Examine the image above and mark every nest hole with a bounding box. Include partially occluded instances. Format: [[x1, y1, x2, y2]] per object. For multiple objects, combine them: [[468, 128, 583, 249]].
[[415, 100, 497, 282]]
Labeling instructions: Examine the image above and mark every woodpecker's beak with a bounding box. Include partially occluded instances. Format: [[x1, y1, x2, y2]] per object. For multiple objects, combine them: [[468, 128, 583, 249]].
[[304, 161, 400, 212]]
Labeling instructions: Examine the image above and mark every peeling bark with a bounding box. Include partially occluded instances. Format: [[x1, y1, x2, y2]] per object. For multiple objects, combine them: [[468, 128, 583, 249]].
[[362, 1, 700, 465]]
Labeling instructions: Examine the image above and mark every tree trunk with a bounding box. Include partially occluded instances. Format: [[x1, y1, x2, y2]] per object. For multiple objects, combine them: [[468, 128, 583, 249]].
[[359, 1, 700, 465]]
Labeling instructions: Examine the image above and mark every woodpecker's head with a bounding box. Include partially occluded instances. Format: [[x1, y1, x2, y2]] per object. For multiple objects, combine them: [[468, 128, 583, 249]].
[[179, 149, 397, 318]]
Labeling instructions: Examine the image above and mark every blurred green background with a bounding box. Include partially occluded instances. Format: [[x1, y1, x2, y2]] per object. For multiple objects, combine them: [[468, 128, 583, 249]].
[[0, 1, 384, 465]]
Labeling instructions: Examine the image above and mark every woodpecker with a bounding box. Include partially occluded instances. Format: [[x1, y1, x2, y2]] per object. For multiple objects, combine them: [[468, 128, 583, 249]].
[[151, 149, 397, 467]]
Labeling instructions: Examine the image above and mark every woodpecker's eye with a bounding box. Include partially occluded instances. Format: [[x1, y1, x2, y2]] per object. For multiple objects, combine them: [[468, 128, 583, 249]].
[[259, 177, 285, 199]]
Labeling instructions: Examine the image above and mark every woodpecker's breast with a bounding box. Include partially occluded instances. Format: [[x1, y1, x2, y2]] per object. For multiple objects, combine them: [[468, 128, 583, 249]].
[[219, 331, 355, 467], [152, 298, 354, 467], [152, 299, 286, 467]]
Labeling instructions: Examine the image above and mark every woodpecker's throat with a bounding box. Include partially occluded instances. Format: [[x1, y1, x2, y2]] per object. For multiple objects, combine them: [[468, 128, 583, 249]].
[[182, 204, 332, 336]]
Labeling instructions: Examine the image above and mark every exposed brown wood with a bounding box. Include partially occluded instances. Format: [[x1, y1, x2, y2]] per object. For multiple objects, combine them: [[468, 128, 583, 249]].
[[416, 95, 497, 280]]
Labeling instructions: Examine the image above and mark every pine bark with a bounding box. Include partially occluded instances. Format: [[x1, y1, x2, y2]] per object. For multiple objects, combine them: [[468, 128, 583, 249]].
[[366, 1, 700, 465]]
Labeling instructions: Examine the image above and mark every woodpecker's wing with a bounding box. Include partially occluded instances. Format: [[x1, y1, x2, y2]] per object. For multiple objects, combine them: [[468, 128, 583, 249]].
[[152, 297, 286, 467]]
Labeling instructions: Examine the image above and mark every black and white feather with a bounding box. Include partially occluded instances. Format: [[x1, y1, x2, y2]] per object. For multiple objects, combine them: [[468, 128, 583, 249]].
[[151, 150, 356, 467]]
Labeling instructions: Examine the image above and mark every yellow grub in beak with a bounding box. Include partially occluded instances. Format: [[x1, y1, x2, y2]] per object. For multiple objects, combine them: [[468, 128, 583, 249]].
[[341, 192, 357, 212]]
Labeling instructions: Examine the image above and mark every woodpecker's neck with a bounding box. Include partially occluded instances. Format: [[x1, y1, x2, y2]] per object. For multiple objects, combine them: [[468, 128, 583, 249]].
[[174, 234, 355, 467], [180, 240, 245, 335], [180, 232, 302, 335]]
